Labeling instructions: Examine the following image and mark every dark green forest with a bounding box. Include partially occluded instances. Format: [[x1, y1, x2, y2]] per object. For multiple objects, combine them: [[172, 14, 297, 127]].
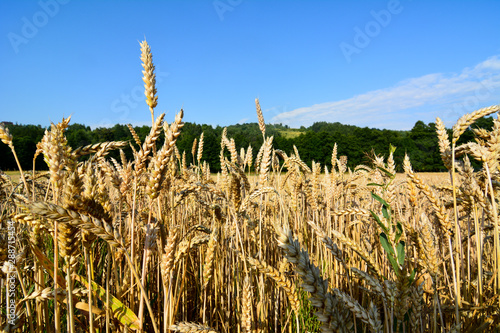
[[0, 117, 493, 173]]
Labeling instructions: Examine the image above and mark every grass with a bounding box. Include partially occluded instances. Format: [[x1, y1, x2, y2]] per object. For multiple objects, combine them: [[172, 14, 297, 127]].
[[4, 170, 20, 182], [0, 40, 499, 333], [278, 128, 305, 139]]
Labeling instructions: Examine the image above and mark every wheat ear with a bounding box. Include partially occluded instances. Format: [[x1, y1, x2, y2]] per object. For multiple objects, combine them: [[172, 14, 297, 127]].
[[202, 228, 218, 289], [255, 98, 266, 139], [435, 117, 452, 170], [308, 221, 345, 265], [140, 39, 158, 125], [403, 154, 451, 235], [417, 213, 440, 277], [191, 137, 197, 163], [331, 142, 338, 171], [28, 201, 125, 248], [147, 109, 184, 199], [0, 123, 29, 193], [127, 124, 142, 147], [244, 255, 300, 315], [197, 132, 204, 164], [329, 228, 383, 279], [245, 144, 253, 171], [239, 187, 277, 213], [452, 104, 500, 144], [135, 113, 165, 174], [334, 289, 382, 333], [241, 275, 253, 333], [174, 234, 210, 266], [259, 136, 273, 186], [276, 223, 341, 331]]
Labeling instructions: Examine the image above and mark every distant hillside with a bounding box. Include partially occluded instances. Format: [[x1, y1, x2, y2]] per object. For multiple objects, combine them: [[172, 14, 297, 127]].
[[0, 117, 493, 172]]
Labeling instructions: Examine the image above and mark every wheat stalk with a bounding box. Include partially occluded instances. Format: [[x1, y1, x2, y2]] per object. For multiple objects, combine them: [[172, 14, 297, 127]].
[[135, 113, 165, 174], [404, 154, 451, 235], [147, 109, 184, 199], [202, 228, 218, 289], [329, 228, 383, 279]]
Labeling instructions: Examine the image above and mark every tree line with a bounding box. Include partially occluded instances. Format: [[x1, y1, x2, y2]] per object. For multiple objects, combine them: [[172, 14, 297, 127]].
[[0, 117, 492, 173]]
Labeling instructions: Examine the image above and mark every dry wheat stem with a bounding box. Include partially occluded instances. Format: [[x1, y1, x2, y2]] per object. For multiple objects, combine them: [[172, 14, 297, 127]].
[[136, 113, 165, 174]]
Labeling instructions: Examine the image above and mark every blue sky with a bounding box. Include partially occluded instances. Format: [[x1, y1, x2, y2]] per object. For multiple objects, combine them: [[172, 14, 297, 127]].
[[1, 0, 499, 130]]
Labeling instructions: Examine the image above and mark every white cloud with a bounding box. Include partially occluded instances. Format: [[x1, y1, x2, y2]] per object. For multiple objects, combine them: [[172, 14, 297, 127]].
[[271, 55, 500, 130], [89, 119, 151, 130]]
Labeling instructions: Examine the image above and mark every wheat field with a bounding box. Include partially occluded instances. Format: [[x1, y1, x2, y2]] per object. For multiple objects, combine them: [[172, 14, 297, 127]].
[[1, 40, 499, 333]]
